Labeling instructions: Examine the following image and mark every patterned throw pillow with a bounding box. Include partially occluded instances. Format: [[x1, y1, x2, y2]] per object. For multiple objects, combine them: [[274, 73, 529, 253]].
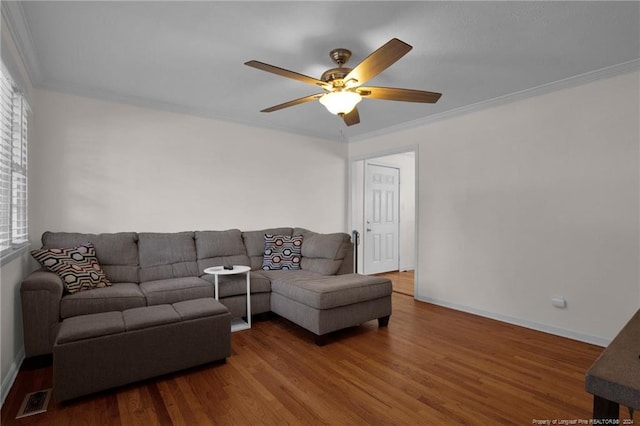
[[261, 234, 303, 270], [31, 242, 111, 294]]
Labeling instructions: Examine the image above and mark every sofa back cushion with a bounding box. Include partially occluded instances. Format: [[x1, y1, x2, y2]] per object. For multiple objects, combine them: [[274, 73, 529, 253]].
[[195, 229, 250, 273], [41, 232, 139, 283], [293, 228, 352, 275], [242, 227, 293, 270], [138, 232, 199, 282]]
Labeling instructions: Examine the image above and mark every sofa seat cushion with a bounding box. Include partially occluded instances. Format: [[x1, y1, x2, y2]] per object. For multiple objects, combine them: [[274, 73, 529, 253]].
[[270, 273, 392, 310], [60, 283, 146, 319], [57, 311, 125, 344], [122, 305, 181, 331], [256, 269, 323, 283], [201, 272, 270, 298], [173, 298, 229, 320], [140, 277, 214, 306]]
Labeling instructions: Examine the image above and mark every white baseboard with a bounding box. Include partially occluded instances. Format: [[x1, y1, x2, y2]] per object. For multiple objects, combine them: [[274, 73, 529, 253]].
[[1, 347, 25, 408], [416, 296, 610, 348]]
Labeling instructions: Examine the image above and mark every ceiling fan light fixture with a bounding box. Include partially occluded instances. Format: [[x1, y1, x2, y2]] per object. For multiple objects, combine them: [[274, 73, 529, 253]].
[[245, 38, 441, 126], [319, 91, 362, 115]]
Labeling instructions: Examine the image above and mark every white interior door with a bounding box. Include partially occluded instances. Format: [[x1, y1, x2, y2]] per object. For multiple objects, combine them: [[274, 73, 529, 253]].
[[364, 163, 400, 274]]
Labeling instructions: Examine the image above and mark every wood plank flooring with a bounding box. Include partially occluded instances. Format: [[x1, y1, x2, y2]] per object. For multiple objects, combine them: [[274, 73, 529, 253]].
[[376, 270, 414, 296], [1, 294, 615, 425]]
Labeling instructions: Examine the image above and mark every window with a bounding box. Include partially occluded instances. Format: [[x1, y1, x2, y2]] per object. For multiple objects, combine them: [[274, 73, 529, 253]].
[[1, 62, 29, 259]]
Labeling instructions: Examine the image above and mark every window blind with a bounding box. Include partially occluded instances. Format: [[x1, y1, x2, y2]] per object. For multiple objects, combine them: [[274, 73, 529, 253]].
[[0, 64, 29, 256], [0, 72, 13, 254], [11, 90, 28, 245]]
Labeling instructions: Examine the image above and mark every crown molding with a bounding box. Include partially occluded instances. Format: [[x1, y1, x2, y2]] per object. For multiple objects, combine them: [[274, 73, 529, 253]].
[[1, 1, 43, 86], [37, 81, 345, 144], [348, 59, 640, 143]]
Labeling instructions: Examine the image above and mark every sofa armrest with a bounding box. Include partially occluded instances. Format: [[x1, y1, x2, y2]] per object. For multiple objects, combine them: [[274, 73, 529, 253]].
[[21, 269, 64, 357]]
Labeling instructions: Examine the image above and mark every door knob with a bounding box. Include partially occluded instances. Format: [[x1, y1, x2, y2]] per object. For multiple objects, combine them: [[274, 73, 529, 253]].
[[366, 228, 372, 232]]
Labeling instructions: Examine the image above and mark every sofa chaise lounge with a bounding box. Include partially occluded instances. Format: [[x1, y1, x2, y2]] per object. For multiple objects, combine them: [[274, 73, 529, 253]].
[[21, 227, 393, 357]]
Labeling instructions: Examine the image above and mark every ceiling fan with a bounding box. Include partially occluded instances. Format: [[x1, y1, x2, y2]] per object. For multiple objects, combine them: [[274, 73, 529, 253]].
[[245, 38, 442, 126]]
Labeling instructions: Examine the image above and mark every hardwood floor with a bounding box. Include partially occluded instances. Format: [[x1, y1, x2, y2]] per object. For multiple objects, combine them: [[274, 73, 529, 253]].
[[1, 294, 614, 425], [377, 270, 414, 296]]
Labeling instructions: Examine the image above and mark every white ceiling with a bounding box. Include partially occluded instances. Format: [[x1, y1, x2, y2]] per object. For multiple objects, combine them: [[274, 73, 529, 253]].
[[5, 1, 640, 142]]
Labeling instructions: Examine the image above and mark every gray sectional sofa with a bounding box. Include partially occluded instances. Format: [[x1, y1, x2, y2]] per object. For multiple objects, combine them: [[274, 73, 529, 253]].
[[21, 227, 392, 357]]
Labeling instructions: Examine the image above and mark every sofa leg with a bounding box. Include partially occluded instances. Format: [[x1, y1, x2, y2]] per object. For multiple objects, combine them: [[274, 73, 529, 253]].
[[378, 315, 390, 327], [314, 334, 328, 346]]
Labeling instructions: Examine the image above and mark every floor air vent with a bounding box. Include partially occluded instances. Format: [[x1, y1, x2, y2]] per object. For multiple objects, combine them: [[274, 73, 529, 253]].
[[16, 388, 51, 419]]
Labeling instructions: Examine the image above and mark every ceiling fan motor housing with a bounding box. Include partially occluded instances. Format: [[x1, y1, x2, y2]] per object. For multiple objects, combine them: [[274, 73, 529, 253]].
[[321, 67, 352, 84]]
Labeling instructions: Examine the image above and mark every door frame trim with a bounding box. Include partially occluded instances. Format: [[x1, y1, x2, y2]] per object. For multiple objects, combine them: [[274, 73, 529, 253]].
[[348, 145, 419, 299]]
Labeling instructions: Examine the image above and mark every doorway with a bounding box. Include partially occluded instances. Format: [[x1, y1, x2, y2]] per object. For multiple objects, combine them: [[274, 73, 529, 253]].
[[364, 163, 400, 274], [350, 149, 417, 297]]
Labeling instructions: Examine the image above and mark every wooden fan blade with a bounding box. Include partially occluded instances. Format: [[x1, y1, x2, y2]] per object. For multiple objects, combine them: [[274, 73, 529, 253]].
[[260, 93, 323, 113], [245, 60, 328, 88], [342, 107, 360, 126], [344, 38, 412, 86], [358, 86, 442, 103]]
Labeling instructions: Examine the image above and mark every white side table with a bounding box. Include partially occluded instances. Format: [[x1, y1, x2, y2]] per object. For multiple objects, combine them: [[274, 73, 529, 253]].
[[203, 265, 251, 332]]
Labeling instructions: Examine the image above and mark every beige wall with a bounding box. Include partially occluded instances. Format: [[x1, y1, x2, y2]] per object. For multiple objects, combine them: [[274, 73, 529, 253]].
[[30, 89, 348, 239], [349, 71, 640, 345]]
